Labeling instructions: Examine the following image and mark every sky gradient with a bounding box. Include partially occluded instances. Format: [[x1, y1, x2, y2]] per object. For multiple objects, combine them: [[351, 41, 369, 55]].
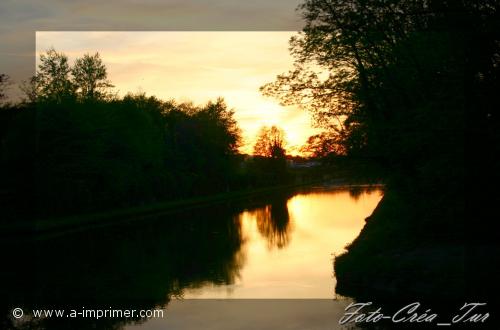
[[36, 31, 319, 154], [1, 0, 303, 92]]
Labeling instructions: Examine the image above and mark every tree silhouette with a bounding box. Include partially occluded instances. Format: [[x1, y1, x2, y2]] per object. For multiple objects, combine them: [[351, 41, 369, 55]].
[[251, 125, 288, 185], [0, 73, 11, 102], [34, 48, 75, 102], [72, 52, 114, 100], [300, 132, 345, 158], [254, 199, 292, 249], [261, 0, 497, 181], [253, 125, 286, 159], [1, 45, 350, 218]]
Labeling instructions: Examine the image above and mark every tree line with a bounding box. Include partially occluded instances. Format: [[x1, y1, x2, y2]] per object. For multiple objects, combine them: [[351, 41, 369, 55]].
[[0, 49, 295, 219], [260, 0, 498, 303], [262, 0, 498, 190]]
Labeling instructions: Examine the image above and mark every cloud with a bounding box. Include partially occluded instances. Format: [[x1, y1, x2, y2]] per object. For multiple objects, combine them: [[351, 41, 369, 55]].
[[33, 31, 320, 153], [1, 0, 303, 86]]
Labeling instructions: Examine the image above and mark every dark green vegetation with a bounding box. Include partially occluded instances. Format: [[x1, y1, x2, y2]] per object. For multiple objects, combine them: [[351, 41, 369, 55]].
[[1, 95, 242, 219], [0, 50, 302, 223], [1, 0, 498, 323], [263, 0, 498, 304]]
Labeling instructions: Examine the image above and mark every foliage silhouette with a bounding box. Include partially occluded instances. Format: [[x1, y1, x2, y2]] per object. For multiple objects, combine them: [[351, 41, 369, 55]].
[[33, 48, 76, 102], [72, 52, 114, 100], [0, 204, 246, 329], [247, 197, 292, 249], [259, 0, 497, 186], [253, 125, 286, 159], [300, 132, 344, 159], [0, 73, 11, 102], [261, 0, 498, 303], [0, 49, 253, 218], [250, 125, 289, 185]]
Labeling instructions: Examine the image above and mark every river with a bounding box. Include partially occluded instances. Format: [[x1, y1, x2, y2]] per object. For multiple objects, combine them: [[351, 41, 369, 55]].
[[1, 184, 383, 329]]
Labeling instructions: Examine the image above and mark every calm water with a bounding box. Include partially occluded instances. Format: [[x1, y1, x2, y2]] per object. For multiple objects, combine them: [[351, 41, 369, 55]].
[[1, 184, 383, 329], [183, 186, 383, 298]]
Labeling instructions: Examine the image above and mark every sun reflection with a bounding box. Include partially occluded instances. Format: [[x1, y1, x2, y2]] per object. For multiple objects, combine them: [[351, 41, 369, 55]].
[[287, 189, 384, 254], [241, 200, 293, 250], [183, 186, 383, 298]]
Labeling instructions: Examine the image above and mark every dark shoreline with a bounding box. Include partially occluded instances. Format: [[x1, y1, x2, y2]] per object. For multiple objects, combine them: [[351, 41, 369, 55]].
[[334, 187, 471, 303], [0, 182, 311, 237], [0, 179, 383, 238]]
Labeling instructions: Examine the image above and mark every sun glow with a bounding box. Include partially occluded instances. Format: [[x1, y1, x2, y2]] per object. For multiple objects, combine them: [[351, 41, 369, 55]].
[[36, 31, 320, 155]]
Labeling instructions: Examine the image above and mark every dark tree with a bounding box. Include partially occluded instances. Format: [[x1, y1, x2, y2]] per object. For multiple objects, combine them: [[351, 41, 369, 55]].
[[3, 49, 247, 217], [300, 132, 344, 158], [251, 125, 288, 184], [161, 97, 242, 195], [33, 48, 75, 102], [72, 52, 114, 100], [0, 73, 11, 102], [253, 125, 286, 159], [261, 0, 498, 187], [263, 0, 500, 304]]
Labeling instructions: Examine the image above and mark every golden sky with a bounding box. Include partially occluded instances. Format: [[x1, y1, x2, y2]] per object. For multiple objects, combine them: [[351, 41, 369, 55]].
[[36, 31, 320, 154]]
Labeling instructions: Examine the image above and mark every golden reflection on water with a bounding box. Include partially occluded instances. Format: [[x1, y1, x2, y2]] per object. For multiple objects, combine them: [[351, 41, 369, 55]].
[[184, 186, 383, 298]]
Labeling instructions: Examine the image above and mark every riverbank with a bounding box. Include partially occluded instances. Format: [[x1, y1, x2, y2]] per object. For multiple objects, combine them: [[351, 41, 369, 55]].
[[1, 159, 384, 237], [334, 188, 466, 302], [0, 183, 301, 236], [3, 178, 361, 237]]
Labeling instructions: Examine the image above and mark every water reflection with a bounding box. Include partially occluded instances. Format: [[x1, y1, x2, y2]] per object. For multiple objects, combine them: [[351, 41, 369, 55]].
[[1, 206, 246, 329], [183, 186, 383, 299], [348, 184, 381, 201], [247, 197, 292, 249], [0, 185, 383, 329]]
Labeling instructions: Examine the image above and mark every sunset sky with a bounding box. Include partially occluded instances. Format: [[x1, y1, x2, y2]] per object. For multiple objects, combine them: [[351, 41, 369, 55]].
[[36, 31, 320, 154]]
